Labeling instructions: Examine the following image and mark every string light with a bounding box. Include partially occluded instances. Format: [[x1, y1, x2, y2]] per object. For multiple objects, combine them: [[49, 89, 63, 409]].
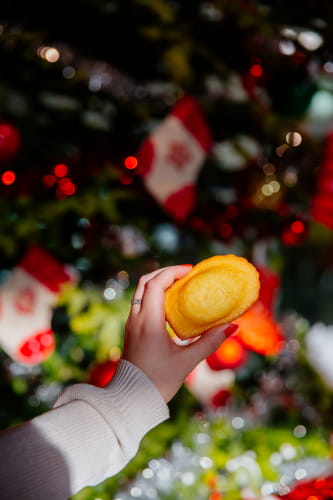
[[37, 46, 60, 63], [124, 156, 138, 169], [280, 27, 297, 39], [276, 144, 289, 157], [324, 62, 333, 73], [62, 66, 76, 79], [54, 163, 68, 177], [315, 478, 326, 488], [43, 174, 56, 187], [284, 166, 298, 186], [250, 64, 263, 78], [206, 337, 247, 370], [1, 170, 16, 185], [235, 304, 284, 355], [297, 30, 323, 51], [261, 180, 281, 197], [109, 346, 121, 361], [57, 177, 76, 197], [291, 220, 305, 234], [120, 173, 133, 185], [279, 40, 296, 55], [263, 163, 275, 175], [286, 131, 302, 147]]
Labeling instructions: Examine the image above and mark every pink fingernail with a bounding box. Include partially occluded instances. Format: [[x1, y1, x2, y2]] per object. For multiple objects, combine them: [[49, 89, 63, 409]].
[[224, 323, 239, 337]]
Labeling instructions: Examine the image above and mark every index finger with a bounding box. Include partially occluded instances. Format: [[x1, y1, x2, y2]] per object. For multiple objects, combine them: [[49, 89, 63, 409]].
[[141, 265, 192, 323]]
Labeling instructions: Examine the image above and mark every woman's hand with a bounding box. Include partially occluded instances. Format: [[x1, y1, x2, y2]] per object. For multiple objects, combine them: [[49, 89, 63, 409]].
[[122, 265, 236, 403]]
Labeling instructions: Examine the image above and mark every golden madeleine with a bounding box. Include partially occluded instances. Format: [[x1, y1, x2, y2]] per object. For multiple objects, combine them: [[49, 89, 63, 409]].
[[165, 255, 260, 339]]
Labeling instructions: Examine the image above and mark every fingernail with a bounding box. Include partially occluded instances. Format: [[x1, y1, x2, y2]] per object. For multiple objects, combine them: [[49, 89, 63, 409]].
[[224, 323, 239, 337], [182, 264, 193, 267]]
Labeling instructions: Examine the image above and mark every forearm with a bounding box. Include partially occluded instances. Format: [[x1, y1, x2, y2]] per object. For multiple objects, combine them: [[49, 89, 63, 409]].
[[0, 360, 169, 499]]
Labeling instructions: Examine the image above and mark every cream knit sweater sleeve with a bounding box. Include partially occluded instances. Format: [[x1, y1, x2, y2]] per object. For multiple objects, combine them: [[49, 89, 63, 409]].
[[0, 359, 170, 500]]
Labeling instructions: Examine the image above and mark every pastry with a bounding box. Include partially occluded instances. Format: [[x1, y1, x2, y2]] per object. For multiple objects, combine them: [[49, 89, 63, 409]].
[[165, 254, 260, 339]]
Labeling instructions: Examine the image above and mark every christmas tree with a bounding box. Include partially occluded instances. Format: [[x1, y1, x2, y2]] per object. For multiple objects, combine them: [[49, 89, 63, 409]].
[[1, 1, 333, 498]]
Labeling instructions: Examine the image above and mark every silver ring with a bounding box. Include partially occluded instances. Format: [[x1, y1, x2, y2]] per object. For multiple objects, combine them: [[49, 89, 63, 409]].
[[131, 298, 142, 305]]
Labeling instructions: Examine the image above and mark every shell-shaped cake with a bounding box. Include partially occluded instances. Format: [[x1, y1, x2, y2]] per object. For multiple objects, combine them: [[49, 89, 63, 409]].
[[165, 255, 260, 339]]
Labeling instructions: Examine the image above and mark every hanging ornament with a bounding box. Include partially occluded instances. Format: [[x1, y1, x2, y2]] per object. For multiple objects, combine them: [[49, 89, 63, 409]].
[[0, 122, 21, 163], [206, 336, 248, 371], [88, 359, 119, 387], [311, 130, 333, 230], [136, 95, 212, 222], [185, 360, 235, 408], [234, 303, 284, 356], [0, 246, 73, 364]]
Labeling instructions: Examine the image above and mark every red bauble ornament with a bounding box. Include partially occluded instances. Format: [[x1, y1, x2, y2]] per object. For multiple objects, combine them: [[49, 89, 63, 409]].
[[206, 336, 248, 371], [17, 329, 55, 365], [277, 475, 333, 499], [88, 360, 118, 387], [0, 123, 21, 163], [234, 303, 284, 356]]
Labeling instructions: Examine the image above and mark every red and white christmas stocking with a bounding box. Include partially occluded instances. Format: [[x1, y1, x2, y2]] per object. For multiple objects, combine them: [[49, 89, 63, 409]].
[[0, 246, 73, 365], [136, 95, 212, 222]]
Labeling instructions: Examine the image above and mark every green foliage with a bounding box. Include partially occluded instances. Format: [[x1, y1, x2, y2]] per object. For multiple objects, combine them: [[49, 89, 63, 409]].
[[70, 413, 330, 499]]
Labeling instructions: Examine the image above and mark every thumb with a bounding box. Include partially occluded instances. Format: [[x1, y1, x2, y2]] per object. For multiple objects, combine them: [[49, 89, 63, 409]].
[[184, 323, 239, 365]]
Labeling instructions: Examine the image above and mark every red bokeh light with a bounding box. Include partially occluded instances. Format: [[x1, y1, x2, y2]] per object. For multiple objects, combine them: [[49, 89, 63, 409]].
[[43, 174, 56, 187], [315, 479, 327, 489], [18, 329, 55, 364], [58, 177, 76, 196], [120, 173, 133, 185], [1, 170, 16, 185], [54, 163, 68, 177], [291, 220, 305, 234], [206, 336, 248, 370], [278, 474, 333, 500], [0, 123, 21, 163], [209, 492, 223, 500], [235, 303, 284, 356], [124, 156, 138, 169], [250, 64, 263, 77]]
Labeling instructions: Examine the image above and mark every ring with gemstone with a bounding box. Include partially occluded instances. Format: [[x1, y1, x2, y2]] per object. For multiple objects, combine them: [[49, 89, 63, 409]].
[[131, 298, 142, 305]]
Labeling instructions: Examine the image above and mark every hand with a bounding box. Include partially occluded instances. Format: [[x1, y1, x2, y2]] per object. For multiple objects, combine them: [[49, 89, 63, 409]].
[[122, 265, 236, 403]]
